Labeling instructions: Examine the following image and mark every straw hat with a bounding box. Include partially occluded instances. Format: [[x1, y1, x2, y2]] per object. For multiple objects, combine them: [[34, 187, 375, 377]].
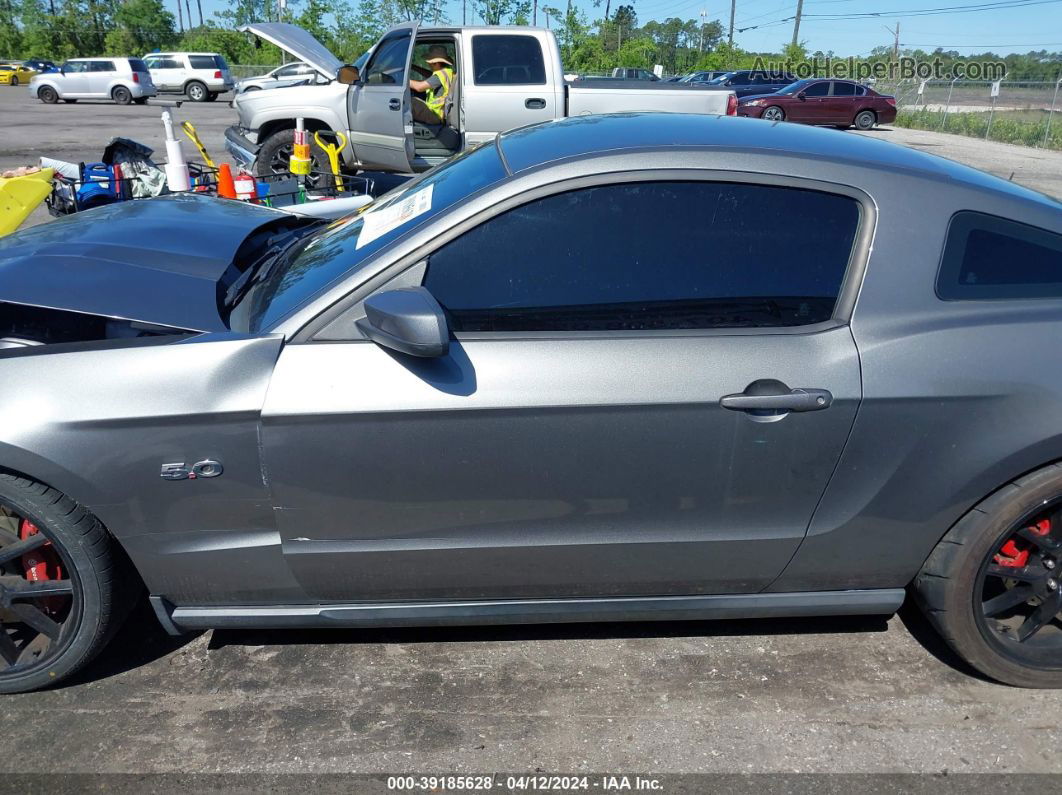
[[425, 45, 453, 67]]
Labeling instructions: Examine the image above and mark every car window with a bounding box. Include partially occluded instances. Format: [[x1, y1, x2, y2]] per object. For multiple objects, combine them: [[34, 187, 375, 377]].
[[275, 63, 305, 77], [89, 60, 115, 72], [804, 81, 830, 97], [729, 73, 750, 85], [937, 211, 1062, 300], [63, 61, 88, 73], [423, 181, 860, 333], [128, 58, 148, 73], [853, 84, 867, 96], [832, 81, 856, 96], [364, 31, 411, 85], [188, 55, 220, 70], [473, 35, 546, 85]]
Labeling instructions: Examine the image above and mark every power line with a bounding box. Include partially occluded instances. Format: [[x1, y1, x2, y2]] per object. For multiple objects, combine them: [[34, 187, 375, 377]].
[[738, 0, 1062, 30]]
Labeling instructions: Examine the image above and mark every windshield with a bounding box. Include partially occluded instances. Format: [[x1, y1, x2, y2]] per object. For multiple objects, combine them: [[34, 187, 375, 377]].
[[231, 141, 509, 333], [706, 72, 733, 85]]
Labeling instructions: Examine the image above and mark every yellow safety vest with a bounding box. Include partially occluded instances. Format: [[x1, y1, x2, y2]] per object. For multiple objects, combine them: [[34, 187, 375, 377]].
[[425, 67, 454, 120]]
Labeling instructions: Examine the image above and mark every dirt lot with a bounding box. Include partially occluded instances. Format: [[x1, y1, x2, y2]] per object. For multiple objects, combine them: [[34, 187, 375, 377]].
[[1, 86, 1062, 783]]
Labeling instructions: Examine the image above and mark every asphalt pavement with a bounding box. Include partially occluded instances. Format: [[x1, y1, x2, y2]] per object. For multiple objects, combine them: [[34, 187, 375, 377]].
[[1, 85, 1062, 782]]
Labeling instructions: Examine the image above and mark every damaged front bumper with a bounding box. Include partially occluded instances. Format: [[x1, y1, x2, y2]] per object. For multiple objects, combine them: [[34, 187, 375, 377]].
[[224, 126, 260, 170]]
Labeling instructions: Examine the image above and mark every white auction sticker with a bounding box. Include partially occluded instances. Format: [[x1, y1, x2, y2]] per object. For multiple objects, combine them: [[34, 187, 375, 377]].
[[356, 183, 434, 249]]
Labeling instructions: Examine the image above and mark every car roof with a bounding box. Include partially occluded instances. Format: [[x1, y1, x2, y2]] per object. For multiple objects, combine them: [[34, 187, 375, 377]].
[[496, 113, 1058, 208]]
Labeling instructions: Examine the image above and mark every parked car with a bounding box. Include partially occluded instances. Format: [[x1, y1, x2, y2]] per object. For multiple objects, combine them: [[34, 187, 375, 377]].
[[142, 52, 233, 101], [738, 78, 897, 129], [673, 70, 728, 84], [1, 112, 1061, 692], [226, 22, 736, 181], [704, 69, 796, 98], [235, 61, 325, 93], [0, 63, 39, 86], [28, 58, 156, 105], [610, 66, 659, 80], [22, 59, 57, 73]]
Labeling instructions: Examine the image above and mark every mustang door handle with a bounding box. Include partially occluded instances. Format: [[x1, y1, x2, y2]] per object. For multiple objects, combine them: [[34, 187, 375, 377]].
[[525, 98, 546, 109], [388, 98, 401, 110], [720, 388, 833, 413]]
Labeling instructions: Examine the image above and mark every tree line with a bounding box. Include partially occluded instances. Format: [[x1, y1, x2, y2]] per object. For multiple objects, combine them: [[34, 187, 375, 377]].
[[0, 0, 1059, 81]]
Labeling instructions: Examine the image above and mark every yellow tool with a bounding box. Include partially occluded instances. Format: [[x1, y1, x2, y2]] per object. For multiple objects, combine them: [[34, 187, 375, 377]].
[[314, 130, 348, 192], [0, 168, 54, 237], [180, 121, 215, 169]]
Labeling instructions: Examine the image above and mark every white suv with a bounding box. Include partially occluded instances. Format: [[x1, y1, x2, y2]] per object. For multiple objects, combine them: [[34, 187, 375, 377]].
[[142, 52, 234, 102], [29, 57, 156, 105]]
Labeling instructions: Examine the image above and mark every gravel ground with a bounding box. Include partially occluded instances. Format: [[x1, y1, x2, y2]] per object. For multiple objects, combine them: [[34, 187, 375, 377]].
[[1, 86, 1062, 783]]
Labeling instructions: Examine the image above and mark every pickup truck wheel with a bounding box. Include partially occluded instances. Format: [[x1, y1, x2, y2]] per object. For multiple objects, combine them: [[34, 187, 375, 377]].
[[38, 86, 57, 104], [257, 128, 329, 188], [915, 463, 1062, 687], [185, 81, 208, 102], [0, 474, 131, 694]]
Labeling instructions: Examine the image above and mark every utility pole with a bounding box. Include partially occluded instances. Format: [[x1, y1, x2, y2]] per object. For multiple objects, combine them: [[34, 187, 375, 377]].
[[699, 9, 706, 53], [791, 0, 803, 48], [729, 0, 735, 46], [887, 21, 900, 62], [533, 0, 537, 25], [462, 0, 466, 24]]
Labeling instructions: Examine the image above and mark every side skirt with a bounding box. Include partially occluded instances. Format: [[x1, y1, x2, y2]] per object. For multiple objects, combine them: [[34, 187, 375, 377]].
[[157, 589, 906, 636]]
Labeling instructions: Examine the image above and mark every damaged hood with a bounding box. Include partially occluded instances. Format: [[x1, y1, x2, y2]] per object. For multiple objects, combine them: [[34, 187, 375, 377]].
[[0, 193, 289, 332], [238, 23, 344, 81]]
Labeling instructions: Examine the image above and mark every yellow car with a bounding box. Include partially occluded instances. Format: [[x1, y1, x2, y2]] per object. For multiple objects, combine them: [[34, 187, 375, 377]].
[[0, 63, 39, 86]]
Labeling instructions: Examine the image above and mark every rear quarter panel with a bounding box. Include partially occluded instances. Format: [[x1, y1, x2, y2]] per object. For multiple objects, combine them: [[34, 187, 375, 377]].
[[772, 173, 1062, 591]]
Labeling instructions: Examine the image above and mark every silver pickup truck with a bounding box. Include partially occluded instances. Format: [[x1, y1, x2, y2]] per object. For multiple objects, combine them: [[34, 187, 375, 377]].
[[226, 22, 736, 179]]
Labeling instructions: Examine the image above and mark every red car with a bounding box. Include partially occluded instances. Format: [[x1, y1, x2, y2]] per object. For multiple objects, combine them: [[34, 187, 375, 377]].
[[738, 79, 897, 130]]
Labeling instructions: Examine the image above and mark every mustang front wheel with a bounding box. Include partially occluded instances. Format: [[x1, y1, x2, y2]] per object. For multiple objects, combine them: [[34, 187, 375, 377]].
[[916, 463, 1062, 687], [0, 475, 126, 693]]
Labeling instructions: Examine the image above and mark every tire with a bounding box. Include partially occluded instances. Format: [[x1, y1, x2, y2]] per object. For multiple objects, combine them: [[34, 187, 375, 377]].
[[38, 86, 57, 104], [243, 86, 261, 92], [132, 97, 148, 105], [111, 86, 132, 106], [256, 128, 330, 188], [62, 99, 78, 104], [205, 92, 219, 102], [10, 77, 17, 87], [761, 106, 785, 122], [0, 474, 131, 693], [854, 110, 877, 130], [915, 463, 1062, 687], [185, 81, 208, 102]]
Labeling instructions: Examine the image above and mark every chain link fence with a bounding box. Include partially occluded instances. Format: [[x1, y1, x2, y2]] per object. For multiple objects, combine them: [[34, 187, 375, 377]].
[[870, 78, 1062, 150]]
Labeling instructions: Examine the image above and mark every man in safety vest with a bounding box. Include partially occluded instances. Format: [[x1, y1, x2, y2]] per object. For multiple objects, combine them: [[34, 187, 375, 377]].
[[409, 45, 455, 125]]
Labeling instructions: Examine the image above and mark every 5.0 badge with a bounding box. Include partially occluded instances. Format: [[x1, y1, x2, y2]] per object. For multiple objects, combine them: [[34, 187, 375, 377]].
[[160, 460, 224, 480]]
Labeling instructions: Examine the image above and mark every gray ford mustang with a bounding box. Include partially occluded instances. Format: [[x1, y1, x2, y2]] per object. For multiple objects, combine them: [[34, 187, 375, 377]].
[[0, 113, 1060, 693]]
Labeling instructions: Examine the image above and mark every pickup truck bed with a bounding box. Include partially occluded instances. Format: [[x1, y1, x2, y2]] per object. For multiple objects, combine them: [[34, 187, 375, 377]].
[[567, 79, 735, 116]]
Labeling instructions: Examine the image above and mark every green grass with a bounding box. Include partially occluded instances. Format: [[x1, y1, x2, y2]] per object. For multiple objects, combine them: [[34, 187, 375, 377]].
[[895, 107, 1062, 151]]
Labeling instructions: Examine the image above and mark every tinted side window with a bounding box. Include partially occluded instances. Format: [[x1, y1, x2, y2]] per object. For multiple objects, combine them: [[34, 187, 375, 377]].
[[188, 55, 219, 70], [473, 35, 546, 85], [128, 59, 148, 72], [937, 211, 1062, 300], [832, 81, 856, 96], [804, 81, 829, 96], [729, 73, 750, 85], [365, 32, 410, 84], [424, 182, 860, 332], [89, 61, 115, 72]]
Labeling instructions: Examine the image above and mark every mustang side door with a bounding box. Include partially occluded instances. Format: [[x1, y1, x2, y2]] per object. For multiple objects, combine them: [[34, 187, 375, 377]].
[[261, 176, 867, 604]]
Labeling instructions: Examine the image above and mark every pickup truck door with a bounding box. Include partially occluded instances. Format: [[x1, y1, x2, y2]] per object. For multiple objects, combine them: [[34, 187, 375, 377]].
[[348, 22, 417, 173], [461, 31, 560, 147]]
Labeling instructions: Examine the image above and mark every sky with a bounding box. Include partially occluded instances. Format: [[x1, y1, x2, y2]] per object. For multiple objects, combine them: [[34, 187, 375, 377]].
[[182, 0, 1062, 57]]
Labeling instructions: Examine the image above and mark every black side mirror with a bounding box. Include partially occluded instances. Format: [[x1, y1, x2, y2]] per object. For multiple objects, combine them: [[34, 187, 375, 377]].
[[797, 91, 807, 100], [357, 287, 449, 358]]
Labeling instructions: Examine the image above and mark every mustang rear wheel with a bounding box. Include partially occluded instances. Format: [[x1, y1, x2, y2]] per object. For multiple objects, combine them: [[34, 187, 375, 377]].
[[0, 474, 126, 693], [916, 463, 1062, 687]]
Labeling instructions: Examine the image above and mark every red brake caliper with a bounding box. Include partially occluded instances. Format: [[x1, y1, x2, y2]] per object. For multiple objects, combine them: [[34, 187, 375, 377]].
[[18, 519, 63, 615], [995, 518, 1051, 568]]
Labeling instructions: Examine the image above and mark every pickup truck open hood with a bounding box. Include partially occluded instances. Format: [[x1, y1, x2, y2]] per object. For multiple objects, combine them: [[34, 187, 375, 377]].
[[238, 23, 344, 81], [0, 194, 290, 333]]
